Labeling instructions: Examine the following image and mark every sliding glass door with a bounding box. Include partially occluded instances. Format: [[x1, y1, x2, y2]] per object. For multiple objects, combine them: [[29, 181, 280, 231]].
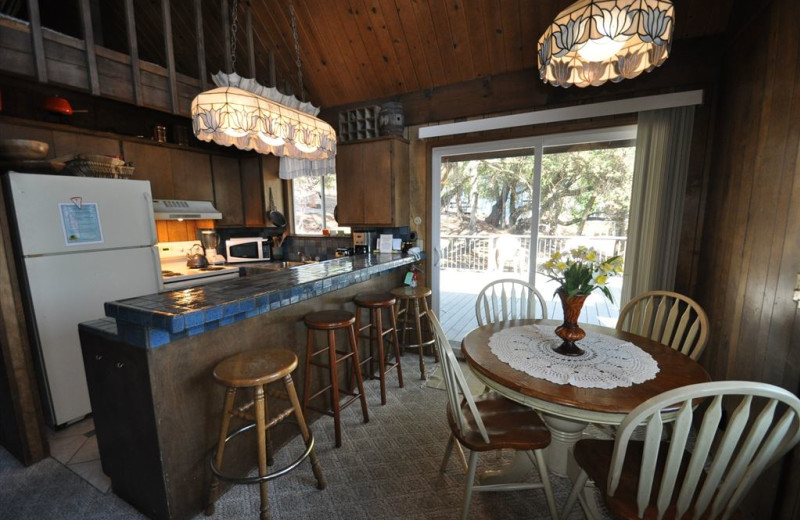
[[431, 127, 637, 346]]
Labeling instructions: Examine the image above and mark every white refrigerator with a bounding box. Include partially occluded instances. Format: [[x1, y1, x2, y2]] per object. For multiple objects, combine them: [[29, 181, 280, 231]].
[[6, 172, 163, 427]]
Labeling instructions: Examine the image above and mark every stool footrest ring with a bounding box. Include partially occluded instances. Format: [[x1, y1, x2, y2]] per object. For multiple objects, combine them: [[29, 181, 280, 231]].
[[209, 420, 315, 485]]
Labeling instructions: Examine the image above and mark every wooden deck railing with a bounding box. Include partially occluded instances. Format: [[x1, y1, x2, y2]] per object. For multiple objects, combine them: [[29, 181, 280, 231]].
[[439, 234, 627, 273]]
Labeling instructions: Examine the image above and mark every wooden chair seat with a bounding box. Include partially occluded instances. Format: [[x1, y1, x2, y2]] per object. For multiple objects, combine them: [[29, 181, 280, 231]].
[[304, 309, 355, 330], [354, 292, 396, 308], [213, 348, 297, 388], [391, 285, 432, 300], [448, 390, 550, 452]]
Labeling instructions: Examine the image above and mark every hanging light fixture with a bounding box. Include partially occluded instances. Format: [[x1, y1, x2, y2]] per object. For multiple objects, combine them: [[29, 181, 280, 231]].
[[191, 0, 336, 161], [537, 0, 674, 88]]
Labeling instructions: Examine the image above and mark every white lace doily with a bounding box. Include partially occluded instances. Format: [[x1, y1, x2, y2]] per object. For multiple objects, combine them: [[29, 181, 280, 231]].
[[488, 325, 659, 389]]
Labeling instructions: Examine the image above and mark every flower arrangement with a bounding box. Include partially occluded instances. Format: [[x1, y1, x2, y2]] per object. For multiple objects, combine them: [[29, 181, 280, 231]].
[[540, 246, 623, 302]]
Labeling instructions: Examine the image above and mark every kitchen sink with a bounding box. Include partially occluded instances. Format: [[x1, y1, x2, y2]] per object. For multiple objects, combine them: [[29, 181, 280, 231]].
[[250, 260, 316, 271]]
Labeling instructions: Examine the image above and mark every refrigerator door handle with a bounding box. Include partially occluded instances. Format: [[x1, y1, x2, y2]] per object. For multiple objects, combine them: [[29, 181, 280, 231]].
[[151, 246, 164, 291], [144, 192, 157, 244]]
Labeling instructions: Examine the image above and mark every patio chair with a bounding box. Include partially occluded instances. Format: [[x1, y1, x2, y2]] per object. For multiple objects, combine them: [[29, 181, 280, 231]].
[[475, 278, 548, 326], [427, 310, 558, 520], [616, 290, 709, 360], [561, 380, 800, 520]]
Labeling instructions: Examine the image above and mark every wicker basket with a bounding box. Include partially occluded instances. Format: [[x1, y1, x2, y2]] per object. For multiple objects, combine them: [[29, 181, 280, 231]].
[[64, 159, 135, 179]]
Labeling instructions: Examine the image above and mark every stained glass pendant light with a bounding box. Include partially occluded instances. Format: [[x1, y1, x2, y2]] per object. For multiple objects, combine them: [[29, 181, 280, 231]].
[[538, 0, 674, 88], [191, 0, 336, 161]]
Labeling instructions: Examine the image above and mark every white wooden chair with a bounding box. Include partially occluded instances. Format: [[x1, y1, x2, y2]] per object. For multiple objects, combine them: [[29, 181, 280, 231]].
[[616, 290, 709, 360], [561, 380, 800, 520], [427, 310, 558, 520], [475, 278, 548, 326]]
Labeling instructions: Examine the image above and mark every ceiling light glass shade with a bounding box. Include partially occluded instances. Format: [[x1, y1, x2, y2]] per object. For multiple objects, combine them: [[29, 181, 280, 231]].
[[538, 0, 674, 88], [191, 86, 336, 160]]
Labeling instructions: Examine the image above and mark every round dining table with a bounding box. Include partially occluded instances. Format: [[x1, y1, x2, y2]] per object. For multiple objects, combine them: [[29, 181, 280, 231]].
[[461, 319, 711, 479]]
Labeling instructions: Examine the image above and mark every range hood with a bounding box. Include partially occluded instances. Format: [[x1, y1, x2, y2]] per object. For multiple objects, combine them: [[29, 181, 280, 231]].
[[152, 199, 222, 220]]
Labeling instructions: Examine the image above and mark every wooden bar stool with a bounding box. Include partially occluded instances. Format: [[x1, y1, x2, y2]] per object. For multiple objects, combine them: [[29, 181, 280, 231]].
[[205, 348, 325, 520], [302, 310, 369, 448], [354, 292, 404, 405], [391, 286, 438, 379]]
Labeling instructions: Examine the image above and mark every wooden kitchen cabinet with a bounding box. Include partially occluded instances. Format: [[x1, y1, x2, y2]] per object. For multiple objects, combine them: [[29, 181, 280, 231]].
[[122, 141, 174, 199], [335, 136, 408, 226], [171, 149, 213, 201], [211, 155, 243, 226], [240, 157, 265, 227]]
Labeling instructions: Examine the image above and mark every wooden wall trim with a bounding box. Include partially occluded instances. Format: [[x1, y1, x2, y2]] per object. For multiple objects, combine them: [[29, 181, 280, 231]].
[[0, 177, 48, 465], [194, 0, 207, 91], [78, 0, 100, 95], [24, 0, 47, 83], [161, 0, 179, 113], [124, 0, 143, 105]]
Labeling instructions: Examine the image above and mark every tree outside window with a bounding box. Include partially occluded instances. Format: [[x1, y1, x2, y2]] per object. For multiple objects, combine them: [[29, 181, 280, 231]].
[[292, 175, 350, 235]]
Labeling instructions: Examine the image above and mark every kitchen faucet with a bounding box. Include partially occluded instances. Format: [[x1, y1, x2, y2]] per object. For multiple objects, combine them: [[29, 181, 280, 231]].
[[297, 251, 309, 262]]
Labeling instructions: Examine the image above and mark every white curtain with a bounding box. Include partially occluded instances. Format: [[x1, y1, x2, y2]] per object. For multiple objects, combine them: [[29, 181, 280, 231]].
[[279, 157, 336, 180], [621, 106, 695, 304]]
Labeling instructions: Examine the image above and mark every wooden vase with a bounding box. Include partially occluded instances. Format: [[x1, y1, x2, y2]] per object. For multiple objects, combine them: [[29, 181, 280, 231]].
[[554, 290, 588, 356]]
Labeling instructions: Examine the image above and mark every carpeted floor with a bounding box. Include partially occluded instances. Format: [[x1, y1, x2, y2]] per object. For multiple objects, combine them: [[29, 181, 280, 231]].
[[1, 354, 605, 519]]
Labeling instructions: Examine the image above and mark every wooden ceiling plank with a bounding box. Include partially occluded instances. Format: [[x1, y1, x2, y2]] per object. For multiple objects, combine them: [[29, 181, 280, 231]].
[[295, 0, 361, 104], [329, 1, 386, 101], [221, 0, 232, 73], [499, 0, 523, 72], [422, 0, 462, 85], [483, 0, 508, 75], [444, 0, 477, 81], [408, 0, 448, 86], [356, 0, 416, 93], [392, 0, 435, 90], [341, 0, 395, 97], [460, 0, 492, 78], [246, 2, 255, 78], [247, 1, 296, 89], [193, 0, 207, 89], [376, 0, 425, 91], [519, 0, 542, 69]]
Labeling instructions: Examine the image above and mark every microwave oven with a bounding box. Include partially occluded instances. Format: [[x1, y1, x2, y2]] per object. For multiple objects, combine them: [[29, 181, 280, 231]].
[[225, 237, 271, 263]]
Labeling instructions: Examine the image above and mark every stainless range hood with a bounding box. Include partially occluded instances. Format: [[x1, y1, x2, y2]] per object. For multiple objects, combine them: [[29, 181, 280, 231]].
[[152, 199, 222, 220]]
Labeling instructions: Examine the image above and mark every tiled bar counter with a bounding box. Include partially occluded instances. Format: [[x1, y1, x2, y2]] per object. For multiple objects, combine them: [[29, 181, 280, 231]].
[[78, 253, 421, 520]]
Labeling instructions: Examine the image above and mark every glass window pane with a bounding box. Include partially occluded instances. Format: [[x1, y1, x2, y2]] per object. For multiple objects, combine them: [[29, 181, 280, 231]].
[[292, 175, 350, 236]]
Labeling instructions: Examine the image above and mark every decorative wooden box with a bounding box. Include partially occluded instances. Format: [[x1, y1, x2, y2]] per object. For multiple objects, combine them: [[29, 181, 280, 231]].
[[338, 105, 380, 142]]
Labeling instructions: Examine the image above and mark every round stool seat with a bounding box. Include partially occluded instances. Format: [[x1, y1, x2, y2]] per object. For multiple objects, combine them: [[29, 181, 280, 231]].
[[304, 310, 355, 329], [213, 349, 297, 388], [354, 292, 396, 308], [391, 286, 432, 300]]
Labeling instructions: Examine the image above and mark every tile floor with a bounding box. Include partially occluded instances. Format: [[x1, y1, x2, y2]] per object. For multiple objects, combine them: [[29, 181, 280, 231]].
[[46, 417, 111, 493]]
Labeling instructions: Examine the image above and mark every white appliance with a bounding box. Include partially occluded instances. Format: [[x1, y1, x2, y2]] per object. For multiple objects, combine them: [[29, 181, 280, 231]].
[[225, 237, 272, 263], [159, 241, 240, 290], [4, 172, 163, 427]]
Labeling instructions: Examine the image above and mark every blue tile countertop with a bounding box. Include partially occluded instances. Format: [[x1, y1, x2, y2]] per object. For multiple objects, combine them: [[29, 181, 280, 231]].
[[81, 252, 423, 349]]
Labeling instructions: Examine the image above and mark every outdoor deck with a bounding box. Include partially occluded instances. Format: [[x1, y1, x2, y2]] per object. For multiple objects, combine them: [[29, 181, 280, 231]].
[[439, 269, 622, 344]]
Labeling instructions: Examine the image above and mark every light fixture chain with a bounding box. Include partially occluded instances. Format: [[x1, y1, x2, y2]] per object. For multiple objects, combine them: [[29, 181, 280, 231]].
[[289, 0, 304, 100], [230, 0, 239, 70]]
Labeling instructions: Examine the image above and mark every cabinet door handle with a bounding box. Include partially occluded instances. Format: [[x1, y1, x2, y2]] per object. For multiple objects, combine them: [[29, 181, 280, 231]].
[[115, 362, 125, 369]]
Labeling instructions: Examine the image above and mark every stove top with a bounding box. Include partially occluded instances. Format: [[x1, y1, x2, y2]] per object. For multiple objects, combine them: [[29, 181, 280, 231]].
[[158, 241, 240, 290]]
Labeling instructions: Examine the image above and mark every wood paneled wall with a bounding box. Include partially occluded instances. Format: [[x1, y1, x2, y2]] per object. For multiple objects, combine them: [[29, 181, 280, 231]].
[[696, 0, 800, 517]]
